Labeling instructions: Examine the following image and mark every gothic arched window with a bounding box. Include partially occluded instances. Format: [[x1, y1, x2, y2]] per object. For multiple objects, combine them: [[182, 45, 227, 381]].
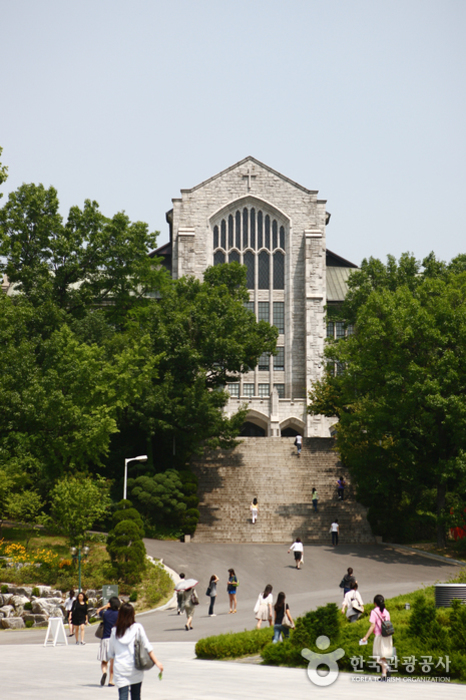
[[244, 251, 255, 289], [258, 251, 269, 289], [228, 214, 234, 248], [273, 251, 285, 289], [214, 250, 225, 265], [221, 219, 226, 249], [229, 250, 240, 264]]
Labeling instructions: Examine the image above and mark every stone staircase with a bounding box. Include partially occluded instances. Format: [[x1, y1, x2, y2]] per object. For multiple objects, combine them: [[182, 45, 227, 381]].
[[191, 437, 374, 544]]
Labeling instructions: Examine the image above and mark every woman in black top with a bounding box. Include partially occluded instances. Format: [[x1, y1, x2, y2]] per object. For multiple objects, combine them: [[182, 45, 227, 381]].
[[72, 591, 89, 645], [341, 567, 356, 597], [272, 592, 293, 643]]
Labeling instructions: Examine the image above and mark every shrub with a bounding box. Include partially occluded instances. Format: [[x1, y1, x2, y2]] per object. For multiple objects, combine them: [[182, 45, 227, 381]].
[[196, 627, 273, 660], [1, 585, 8, 594], [25, 620, 34, 628], [24, 601, 32, 610], [137, 559, 173, 608], [129, 590, 138, 602], [31, 587, 40, 597], [106, 500, 146, 585]]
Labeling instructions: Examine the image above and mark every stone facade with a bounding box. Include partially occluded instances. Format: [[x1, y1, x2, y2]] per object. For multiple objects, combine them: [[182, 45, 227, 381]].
[[157, 157, 356, 437]]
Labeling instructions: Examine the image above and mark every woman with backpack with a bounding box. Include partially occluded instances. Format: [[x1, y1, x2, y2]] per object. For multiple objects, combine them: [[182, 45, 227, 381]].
[[361, 594, 393, 681], [340, 567, 356, 596], [341, 582, 364, 622]]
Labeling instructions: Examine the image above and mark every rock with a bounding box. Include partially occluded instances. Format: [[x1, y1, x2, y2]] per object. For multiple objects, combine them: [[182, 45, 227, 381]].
[[10, 586, 33, 597], [33, 619, 49, 627], [10, 595, 30, 612], [0, 593, 12, 605], [1, 617, 25, 629], [22, 613, 48, 624], [0, 605, 14, 618], [31, 599, 63, 616]]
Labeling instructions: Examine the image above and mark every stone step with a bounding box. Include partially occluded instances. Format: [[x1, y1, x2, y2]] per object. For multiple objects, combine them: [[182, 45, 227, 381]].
[[191, 437, 373, 545]]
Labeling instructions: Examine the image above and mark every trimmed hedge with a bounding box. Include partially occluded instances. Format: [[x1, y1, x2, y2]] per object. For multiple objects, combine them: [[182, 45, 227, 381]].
[[195, 576, 466, 681], [195, 627, 273, 659]]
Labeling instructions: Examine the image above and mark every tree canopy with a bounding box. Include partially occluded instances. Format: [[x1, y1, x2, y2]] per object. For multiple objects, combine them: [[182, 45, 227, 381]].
[[309, 253, 466, 546]]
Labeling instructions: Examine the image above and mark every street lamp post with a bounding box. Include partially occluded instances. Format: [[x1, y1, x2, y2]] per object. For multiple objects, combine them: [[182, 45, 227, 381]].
[[70, 545, 90, 593], [123, 455, 148, 500]]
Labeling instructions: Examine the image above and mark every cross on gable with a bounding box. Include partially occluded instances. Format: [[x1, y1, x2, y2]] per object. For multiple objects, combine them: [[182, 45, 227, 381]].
[[241, 168, 257, 191]]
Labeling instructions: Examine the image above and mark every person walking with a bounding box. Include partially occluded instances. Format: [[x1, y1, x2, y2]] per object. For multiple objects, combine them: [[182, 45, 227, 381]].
[[206, 574, 219, 617], [175, 573, 186, 614], [227, 568, 239, 613], [330, 519, 339, 546], [250, 498, 259, 524], [254, 584, 273, 629], [340, 567, 356, 596], [64, 589, 76, 636], [108, 602, 163, 700], [288, 537, 304, 569], [311, 488, 318, 512], [294, 434, 302, 457], [181, 585, 198, 630], [71, 591, 88, 645], [96, 596, 121, 686], [342, 582, 364, 622], [272, 592, 294, 643], [336, 476, 346, 500], [361, 594, 393, 681]]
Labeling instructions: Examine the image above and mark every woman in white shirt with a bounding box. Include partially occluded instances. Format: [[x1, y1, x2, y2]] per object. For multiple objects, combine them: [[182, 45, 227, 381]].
[[330, 519, 339, 546], [287, 537, 304, 569], [341, 582, 364, 622], [250, 498, 259, 524], [254, 584, 273, 629], [108, 603, 163, 700]]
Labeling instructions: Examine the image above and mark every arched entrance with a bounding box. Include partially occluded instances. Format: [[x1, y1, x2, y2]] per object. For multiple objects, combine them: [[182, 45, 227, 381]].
[[280, 417, 306, 438], [240, 421, 266, 437]]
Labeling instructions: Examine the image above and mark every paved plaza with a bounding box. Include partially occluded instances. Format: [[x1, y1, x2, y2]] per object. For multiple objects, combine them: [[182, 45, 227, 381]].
[[0, 543, 463, 698]]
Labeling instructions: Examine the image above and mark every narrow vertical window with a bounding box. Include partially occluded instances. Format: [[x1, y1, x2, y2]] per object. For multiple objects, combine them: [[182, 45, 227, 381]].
[[243, 208, 249, 249], [258, 353, 270, 371], [244, 251, 255, 289], [229, 250, 240, 264], [265, 215, 270, 249], [280, 225, 285, 250], [213, 225, 219, 249], [221, 219, 226, 249], [257, 210, 263, 249], [214, 251, 225, 265], [228, 214, 234, 248], [258, 301, 269, 322], [272, 220, 278, 249], [327, 322, 335, 338], [274, 347, 285, 371], [336, 322, 345, 339], [273, 251, 285, 289], [258, 250, 269, 289], [250, 208, 256, 249], [235, 210, 241, 249], [273, 302, 284, 334]]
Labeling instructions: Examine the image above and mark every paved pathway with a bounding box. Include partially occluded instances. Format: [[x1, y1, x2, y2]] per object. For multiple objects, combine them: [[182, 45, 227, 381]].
[[1, 641, 462, 699]]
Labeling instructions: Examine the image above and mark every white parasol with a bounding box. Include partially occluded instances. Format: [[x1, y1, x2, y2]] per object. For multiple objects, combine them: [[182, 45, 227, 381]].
[[175, 578, 198, 591]]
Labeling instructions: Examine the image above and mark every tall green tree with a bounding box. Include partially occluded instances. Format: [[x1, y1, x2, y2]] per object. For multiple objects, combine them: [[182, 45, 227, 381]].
[[309, 254, 466, 547], [124, 262, 278, 467], [50, 474, 111, 545], [0, 182, 166, 321], [0, 294, 157, 483]]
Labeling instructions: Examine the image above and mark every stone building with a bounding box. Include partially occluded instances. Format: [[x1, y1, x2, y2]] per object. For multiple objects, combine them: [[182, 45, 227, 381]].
[[153, 156, 356, 438]]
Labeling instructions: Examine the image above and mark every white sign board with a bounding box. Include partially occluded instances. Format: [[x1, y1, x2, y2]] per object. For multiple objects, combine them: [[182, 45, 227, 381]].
[[44, 617, 68, 647]]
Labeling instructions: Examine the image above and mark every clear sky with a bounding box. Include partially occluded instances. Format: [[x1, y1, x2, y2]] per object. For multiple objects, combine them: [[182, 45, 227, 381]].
[[1, 0, 465, 267]]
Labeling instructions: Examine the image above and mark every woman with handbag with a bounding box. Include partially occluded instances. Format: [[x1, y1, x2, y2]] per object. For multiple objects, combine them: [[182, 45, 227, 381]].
[[272, 592, 294, 643], [96, 596, 121, 686], [254, 584, 273, 629], [108, 602, 163, 700], [341, 582, 364, 622], [181, 586, 198, 630], [361, 594, 393, 681]]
